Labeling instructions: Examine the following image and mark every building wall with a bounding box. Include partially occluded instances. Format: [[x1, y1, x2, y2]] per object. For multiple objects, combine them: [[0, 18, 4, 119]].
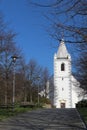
[[54, 53, 72, 108], [53, 39, 83, 108]]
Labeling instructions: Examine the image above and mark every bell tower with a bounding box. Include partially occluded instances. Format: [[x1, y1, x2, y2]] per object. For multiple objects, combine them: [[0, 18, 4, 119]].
[[54, 39, 72, 108]]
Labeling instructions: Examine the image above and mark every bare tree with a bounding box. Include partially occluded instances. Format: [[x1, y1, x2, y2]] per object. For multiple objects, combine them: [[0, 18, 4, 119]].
[[75, 43, 87, 93], [27, 59, 42, 103], [0, 31, 19, 105], [17, 58, 29, 102], [30, 0, 87, 43], [0, 14, 22, 105]]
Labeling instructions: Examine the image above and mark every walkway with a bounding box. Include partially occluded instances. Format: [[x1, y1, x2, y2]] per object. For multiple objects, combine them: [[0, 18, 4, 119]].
[[0, 108, 86, 130]]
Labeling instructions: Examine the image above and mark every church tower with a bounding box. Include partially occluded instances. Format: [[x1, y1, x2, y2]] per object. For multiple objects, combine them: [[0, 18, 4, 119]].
[[54, 39, 72, 108]]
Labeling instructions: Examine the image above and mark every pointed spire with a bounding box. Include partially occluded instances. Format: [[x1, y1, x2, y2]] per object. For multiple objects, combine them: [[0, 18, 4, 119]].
[[57, 39, 69, 59]]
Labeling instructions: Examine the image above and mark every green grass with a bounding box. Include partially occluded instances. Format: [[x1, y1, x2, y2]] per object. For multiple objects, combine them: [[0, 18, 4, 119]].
[[0, 107, 36, 121], [77, 107, 87, 125]]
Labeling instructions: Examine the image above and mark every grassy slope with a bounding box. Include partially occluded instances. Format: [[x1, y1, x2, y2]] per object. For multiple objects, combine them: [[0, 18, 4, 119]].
[[0, 107, 33, 121], [77, 107, 87, 125]]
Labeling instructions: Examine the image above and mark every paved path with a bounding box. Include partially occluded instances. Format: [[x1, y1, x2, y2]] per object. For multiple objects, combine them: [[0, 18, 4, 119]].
[[0, 108, 86, 130]]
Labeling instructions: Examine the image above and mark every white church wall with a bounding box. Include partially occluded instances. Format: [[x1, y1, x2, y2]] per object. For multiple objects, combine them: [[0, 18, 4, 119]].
[[53, 39, 85, 108], [72, 88, 79, 108], [54, 59, 71, 77], [54, 53, 72, 108]]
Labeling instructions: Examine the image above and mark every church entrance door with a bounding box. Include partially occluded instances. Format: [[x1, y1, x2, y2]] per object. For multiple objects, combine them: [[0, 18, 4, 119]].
[[61, 103, 65, 108]]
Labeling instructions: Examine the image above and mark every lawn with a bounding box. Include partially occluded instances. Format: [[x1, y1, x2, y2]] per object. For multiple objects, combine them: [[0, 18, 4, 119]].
[[77, 107, 87, 125], [0, 107, 35, 121], [0, 102, 43, 121]]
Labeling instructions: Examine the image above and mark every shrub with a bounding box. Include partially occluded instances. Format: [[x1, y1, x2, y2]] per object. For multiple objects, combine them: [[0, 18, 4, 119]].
[[76, 100, 87, 108], [40, 97, 51, 104]]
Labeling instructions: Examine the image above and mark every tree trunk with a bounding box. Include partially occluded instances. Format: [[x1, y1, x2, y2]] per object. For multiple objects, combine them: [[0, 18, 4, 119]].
[[4, 81, 8, 105]]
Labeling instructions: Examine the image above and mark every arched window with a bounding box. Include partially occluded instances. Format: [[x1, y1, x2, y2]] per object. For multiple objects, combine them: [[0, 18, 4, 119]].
[[61, 63, 65, 71]]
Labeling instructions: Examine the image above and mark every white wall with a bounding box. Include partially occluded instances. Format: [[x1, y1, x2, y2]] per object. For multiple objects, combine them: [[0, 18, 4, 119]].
[[54, 53, 72, 108]]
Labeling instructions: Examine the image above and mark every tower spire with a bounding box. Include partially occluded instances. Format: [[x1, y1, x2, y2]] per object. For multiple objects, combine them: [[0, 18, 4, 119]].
[[57, 39, 69, 59]]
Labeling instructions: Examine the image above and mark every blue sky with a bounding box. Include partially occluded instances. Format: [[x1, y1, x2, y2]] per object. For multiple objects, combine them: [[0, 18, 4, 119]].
[[0, 0, 77, 75], [0, 0, 58, 74]]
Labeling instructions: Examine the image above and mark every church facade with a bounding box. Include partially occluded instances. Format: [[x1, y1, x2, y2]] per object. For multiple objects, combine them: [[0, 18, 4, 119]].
[[54, 39, 81, 108], [39, 39, 87, 108]]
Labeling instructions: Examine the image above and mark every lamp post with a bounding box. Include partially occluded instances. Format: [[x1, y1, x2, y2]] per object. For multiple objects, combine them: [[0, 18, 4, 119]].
[[11, 56, 18, 110]]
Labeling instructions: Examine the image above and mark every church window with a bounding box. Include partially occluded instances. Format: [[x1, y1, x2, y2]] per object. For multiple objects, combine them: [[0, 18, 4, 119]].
[[62, 77, 64, 80], [61, 63, 65, 71], [62, 88, 64, 91]]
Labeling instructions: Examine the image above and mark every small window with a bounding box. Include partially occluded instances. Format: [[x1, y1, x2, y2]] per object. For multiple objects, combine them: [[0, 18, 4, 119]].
[[62, 88, 64, 91], [61, 63, 65, 71], [62, 77, 64, 80]]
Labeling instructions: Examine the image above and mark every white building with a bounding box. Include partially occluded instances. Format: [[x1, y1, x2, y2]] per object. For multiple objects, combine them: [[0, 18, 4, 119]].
[[53, 39, 86, 108], [39, 81, 49, 98]]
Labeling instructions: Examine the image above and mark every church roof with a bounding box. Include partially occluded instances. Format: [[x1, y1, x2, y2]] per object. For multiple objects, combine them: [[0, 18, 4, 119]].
[[57, 39, 69, 59]]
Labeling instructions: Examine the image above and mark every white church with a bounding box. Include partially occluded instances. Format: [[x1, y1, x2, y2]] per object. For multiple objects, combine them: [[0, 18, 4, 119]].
[[53, 39, 86, 108], [39, 39, 87, 108]]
